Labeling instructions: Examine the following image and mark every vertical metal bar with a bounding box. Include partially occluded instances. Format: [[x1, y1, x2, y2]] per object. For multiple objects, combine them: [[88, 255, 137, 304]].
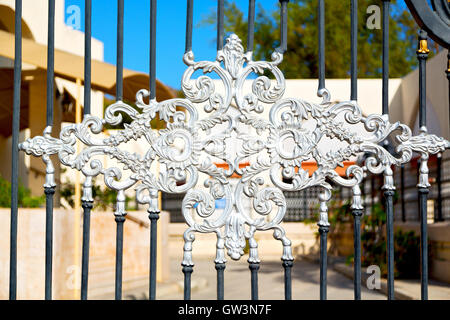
[[383, 167, 395, 300], [185, 0, 194, 53], [318, 188, 331, 300], [43, 0, 56, 301], [318, 0, 325, 91], [382, 0, 390, 116], [350, 0, 357, 101], [115, 215, 125, 300], [47, 0, 55, 126], [351, 185, 363, 300], [182, 265, 193, 300], [436, 154, 443, 222], [401, 164, 406, 222], [113, 0, 125, 301], [149, 210, 159, 300], [84, 0, 91, 115], [80, 0, 93, 300], [148, 189, 159, 300], [116, 0, 124, 101], [246, 0, 255, 53], [278, 0, 289, 53], [150, 0, 157, 99], [215, 262, 225, 300], [9, 0, 22, 301], [217, 0, 224, 50], [249, 262, 260, 300], [447, 51, 449, 127], [80, 199, 93, 300], [417, 29, 430, 300], [282, 260, 293, 300]]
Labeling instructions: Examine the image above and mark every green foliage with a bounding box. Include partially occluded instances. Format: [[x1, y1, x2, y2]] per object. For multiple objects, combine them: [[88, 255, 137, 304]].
[[60, 178, 133, 211], [202, 0, 431, 79], [0, 175, 45, 208]]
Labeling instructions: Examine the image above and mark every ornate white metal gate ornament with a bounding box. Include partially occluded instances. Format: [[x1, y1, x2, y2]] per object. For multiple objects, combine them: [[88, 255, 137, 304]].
[[20, 34, 450, 269]]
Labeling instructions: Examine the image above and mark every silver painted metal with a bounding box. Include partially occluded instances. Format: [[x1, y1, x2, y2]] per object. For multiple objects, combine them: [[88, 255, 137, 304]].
[[19, 34, 450, 269]]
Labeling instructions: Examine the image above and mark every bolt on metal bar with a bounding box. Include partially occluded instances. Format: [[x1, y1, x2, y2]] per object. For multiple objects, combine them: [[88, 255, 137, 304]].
[[182, 265, 193, 300], [43, 0, 56, 301], [9, 0, 22, 301], [278, 0, 289, 53], [350, 0, 357, 101], [116, 0, 124, 101], [283, 260, 293, 300], [417, 29, 430, 300], [185, 0, 194, 53], [246, 0, 255, 53], [217, 0, 224, 50], [215, 262, 225, 300], [249, 262, 260, 300], [318, 0, 325, 92], [150, 0, 157, 99]]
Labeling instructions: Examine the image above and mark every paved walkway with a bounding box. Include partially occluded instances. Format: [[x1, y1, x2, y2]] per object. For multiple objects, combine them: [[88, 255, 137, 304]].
[[123, 257, 385, 300]]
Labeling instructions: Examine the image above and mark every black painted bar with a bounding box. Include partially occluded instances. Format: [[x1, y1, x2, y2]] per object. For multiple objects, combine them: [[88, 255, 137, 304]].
[[436, 155, 443, 222], [185, 0, 193, 53], [350, 0, 357, 101], [215, 262, 225, 300], [114, 215, 125, 300], [318, 0, 325, 91], [182, 265, 193, 300], [447, 51, 449, 126], [84, 0, 91, 115], [419, 186, 429, 300], [9, 0, 22, 301], [249, 262, 260, 300], [116, 0, 124, 101], [246, 0, 255, 53], [384, 188, 395, 300], [44, 0, 56, 301], [113, 0, 125, 301], [80, 201, 93, 300], [217, 0, 224, 50], [282, 260, 293, 300], [44, 187, 55, 300], [278, 0, 289, 53], [382, 0, 390, 116], [352, 209, 363, 300], [150, 0, 157, 99], [401, 165, 406, 222], [149, 211, 159, 300], [417, 29, 430, 300], [319, 225, 329, 300], [47, 0, 55, 126]]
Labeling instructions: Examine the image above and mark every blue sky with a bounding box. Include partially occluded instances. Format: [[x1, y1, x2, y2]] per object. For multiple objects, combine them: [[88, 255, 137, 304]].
[[64, 0, 279, 90]]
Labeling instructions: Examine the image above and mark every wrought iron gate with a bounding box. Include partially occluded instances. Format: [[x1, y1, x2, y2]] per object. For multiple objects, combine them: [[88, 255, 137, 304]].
[[6, 0, 450, 301]]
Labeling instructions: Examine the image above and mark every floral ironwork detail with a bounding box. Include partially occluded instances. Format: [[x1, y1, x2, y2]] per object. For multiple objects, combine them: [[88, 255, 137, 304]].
[[19, 34, 450, 267]]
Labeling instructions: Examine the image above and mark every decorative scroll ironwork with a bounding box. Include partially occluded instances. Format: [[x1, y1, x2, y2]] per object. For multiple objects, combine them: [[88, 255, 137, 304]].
[[19, 34, 450, 268]]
